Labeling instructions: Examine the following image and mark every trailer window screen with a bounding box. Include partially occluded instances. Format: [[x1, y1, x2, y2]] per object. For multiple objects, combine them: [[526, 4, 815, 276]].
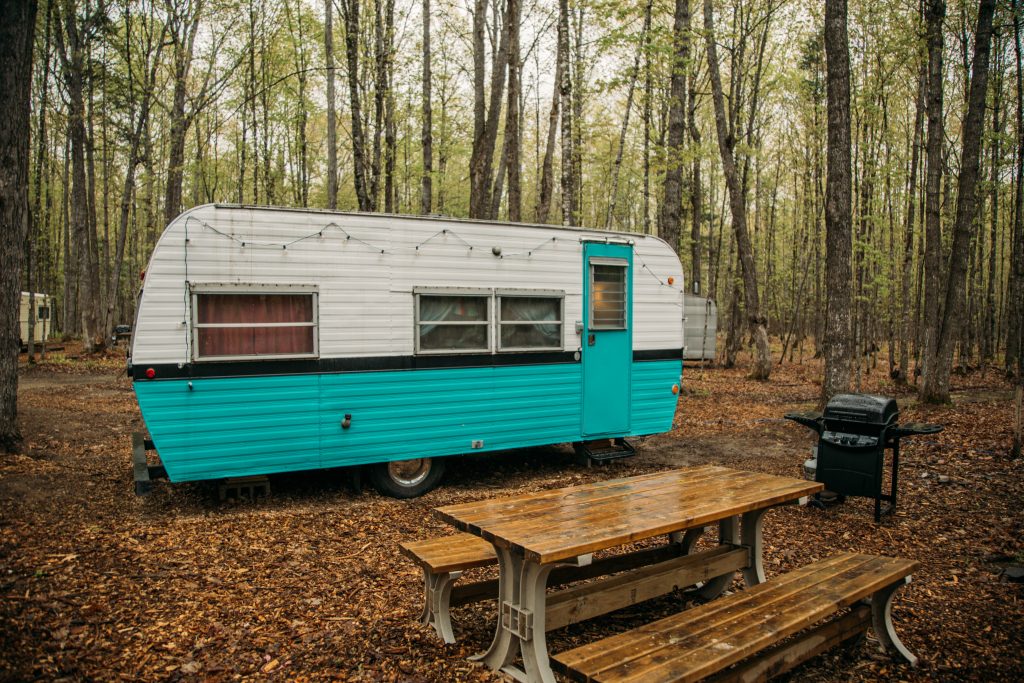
[[417, 295, 489, 352], [194, 292, 316, 359], [590, 262, 627, 329], [498, 296, 562, 350], [37, 306, 50, 320]]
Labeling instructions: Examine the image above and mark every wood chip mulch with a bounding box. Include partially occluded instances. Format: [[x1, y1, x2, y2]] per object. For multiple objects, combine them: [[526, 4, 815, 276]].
[[1, 351, 1021, 681]]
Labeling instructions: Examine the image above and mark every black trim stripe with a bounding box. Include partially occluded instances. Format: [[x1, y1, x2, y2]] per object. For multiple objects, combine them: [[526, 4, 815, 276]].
[[633, 348, 684, 362], [132, 348, 682, 381]]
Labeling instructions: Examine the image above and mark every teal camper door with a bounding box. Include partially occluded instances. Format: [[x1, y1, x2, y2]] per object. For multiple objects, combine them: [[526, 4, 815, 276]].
[[582, 243, 632, 437]]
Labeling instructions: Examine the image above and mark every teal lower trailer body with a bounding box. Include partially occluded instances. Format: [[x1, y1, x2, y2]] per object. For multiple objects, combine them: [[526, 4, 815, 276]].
[[132, 359, 681, 483]]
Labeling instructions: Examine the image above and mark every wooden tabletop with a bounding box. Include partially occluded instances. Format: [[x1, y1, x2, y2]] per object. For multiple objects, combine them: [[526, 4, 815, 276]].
[[436, 466, 823, 564]]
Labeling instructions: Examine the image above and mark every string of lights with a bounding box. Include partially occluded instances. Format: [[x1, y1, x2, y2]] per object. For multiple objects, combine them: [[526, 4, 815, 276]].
[[181, 216, 680, 289]]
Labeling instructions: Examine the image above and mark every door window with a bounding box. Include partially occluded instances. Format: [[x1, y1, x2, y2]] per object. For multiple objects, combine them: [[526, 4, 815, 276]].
[[589, 261, 627, 330]]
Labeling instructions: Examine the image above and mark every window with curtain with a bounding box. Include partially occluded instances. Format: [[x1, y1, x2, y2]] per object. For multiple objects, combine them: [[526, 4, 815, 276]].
[[194, 292, 317, 360], [590, 263, 627, 330], [498, 295, 562, 350], [416, 294, 489, 352]]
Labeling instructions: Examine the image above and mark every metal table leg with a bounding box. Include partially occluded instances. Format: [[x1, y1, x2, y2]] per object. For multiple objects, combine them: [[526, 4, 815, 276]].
[[477, 546, 586, 683], [740, 508, 767, 586], [696, 516, 739, 600], [868, 576, 918, 666], [420, 567, 462, 644]]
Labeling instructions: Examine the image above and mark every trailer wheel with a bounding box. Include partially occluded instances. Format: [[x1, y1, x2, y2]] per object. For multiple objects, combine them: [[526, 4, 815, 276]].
[[369, 457, 445, 498]]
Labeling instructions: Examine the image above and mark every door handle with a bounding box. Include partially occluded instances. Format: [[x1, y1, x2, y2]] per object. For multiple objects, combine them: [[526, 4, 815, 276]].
[[588, 333, 596, 346]]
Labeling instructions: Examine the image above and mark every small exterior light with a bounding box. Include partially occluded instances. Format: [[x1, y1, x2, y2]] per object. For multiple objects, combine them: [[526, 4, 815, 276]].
[[145, 368, 156, 379], [667, 276, 675, 285], [672, 384, 680, 394]]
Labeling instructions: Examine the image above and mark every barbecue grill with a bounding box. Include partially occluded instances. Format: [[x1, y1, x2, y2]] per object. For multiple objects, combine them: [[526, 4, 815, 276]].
[[785, 393, 942, 521]]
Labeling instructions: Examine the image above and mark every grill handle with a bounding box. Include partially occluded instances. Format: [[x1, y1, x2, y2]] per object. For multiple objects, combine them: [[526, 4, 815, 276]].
[[784, 411, 824, 434]]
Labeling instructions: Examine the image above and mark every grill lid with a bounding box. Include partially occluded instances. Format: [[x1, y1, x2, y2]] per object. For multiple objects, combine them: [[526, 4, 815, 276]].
[[823, 393, 898, 427]]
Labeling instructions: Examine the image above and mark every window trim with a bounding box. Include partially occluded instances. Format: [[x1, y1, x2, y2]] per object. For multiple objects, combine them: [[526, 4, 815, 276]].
[[588, 257, 629, 331], [496, 290, 565, 352], [413, 287, 492, 355], [190, 285, 319, 362]]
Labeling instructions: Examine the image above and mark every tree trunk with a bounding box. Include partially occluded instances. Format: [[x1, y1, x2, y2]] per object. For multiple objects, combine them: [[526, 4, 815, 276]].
[[380, 0, 396, 213], [688, 4, 702, 294], [1009, 0, 1024, 383], [984, 40, 1002, 365], [661, 0, 689, 254], [899, 62, 927, 383], [0, 0, 38, 452], [921, 0, 995, 403], [55, 2, 101, 353], [164, 0, 204, 227], [703, 0, 770, 380], [469, 0, 510, 219], [919, 0, 946, 398], [28, 2, 51, 363], [571, 7, 585, 220], [326, 0, 338, 209], [105, 13, 164, 338], [559, 0, 574, 226], [606, 1, 651, 230], [535, 45, 562, 224], [420, 0, 432, 214], [341, 0, 372, 211], [642, 20, 652, 235], [504, 0, 521, 222]]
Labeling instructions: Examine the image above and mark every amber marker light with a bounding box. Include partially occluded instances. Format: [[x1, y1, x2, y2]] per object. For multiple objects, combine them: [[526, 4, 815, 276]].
[[672, 384, 680, 394], [145, 368, 156, 379], [668, 276, 675, 285]]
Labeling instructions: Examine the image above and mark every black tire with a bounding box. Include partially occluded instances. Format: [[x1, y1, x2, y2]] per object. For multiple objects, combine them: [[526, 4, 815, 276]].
[[369, 457, 446, 498]]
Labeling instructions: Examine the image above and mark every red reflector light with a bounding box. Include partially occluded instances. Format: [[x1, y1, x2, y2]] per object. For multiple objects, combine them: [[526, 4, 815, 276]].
[[145, 368, 156, 379]]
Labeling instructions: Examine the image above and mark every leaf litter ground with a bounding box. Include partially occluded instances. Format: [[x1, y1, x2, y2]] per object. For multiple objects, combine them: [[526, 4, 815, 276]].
[[2, 349, 1022, 681]]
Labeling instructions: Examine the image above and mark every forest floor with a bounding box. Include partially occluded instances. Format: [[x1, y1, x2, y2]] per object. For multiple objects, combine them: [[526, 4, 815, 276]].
[[2, 344, 1022, 682]]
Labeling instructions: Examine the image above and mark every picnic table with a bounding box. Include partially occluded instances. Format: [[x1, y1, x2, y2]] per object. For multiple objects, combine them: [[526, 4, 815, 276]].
[[435, 465, 823, 683]]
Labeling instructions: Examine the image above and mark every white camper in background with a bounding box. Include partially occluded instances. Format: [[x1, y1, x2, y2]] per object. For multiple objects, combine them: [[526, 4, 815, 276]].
[[19, 292, 52, 348], [683, 294, 717, 362]]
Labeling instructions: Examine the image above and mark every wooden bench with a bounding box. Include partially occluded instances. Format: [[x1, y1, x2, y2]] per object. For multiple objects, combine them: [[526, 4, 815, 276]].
[[400, 533, 498, 643], [553, 552, 919, 683], [400, 529, 736, 644]]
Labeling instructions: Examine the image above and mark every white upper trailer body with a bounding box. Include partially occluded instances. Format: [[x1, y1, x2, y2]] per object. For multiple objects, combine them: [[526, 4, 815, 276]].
[[130, 205, 684, 496]]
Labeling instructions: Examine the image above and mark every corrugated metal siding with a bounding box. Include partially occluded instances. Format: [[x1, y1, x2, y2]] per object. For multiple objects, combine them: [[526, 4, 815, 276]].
[[319, 363, 582, 468], [134, 375, 321, 481], [135, 360, 679, 481], [629, 360, 682, 435]]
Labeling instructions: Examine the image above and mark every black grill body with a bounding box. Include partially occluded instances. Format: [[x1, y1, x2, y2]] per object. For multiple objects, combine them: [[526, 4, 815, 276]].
[[785, 394, 941, 521], [818, 394, 897, 500]]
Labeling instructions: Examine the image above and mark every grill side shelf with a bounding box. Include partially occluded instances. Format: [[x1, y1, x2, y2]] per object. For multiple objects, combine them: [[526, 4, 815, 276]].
[[889, 422, 943, 438], [784, 411, 824, 433]]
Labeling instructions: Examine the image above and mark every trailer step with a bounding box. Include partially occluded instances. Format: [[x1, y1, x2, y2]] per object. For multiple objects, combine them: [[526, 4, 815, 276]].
[[576, 438, 637, 464], [219, 476, 270, 501]]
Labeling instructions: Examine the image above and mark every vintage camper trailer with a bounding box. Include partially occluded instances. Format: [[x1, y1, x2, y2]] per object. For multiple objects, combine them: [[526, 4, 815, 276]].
[[19, 292, 52, 348], [130, 205, 684, 497]]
